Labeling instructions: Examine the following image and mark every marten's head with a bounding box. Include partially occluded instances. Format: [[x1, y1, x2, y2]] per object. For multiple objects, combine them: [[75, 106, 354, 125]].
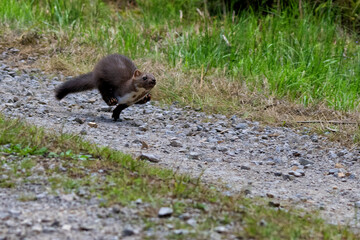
[[132, 70, 156, 90]]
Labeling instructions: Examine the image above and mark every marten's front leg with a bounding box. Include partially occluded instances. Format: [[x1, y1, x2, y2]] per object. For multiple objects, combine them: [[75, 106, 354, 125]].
[[99, 83, 118, 106], [135, 93, 151, 105], [112, 104, 129, 121]]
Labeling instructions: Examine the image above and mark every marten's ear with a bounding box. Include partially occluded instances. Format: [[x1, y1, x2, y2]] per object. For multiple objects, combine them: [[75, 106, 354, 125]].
[[134, 70, 142, 78]]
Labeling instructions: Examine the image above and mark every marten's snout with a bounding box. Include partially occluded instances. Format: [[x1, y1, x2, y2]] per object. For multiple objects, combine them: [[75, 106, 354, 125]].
[[151, 79, 156, 85]]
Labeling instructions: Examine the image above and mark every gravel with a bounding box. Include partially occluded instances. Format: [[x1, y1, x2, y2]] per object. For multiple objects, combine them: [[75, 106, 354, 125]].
[[1, 55, 360, 235]]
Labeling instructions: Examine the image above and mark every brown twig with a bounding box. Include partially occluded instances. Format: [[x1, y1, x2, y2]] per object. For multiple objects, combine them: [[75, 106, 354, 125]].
[[296, 120, 358, 125]]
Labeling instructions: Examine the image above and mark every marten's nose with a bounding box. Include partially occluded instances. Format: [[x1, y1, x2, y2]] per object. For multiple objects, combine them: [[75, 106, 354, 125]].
[[152, 79, 156, 84]]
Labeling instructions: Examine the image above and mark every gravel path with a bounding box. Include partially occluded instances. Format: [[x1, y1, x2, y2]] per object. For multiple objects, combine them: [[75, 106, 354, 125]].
[[1, 51, 360, 233], [0, 185, 144, 240]]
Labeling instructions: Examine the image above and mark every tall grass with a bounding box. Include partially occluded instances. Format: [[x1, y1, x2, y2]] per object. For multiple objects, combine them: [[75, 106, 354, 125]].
[[1, 0, 360, 111]]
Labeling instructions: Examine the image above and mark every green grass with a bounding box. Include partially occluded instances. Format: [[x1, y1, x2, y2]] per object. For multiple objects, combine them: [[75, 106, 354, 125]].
[[1, 0, 360, 112], [0, 115, 359, 238]]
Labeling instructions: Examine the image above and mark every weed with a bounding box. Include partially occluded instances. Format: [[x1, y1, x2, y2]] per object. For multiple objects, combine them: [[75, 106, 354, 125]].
[[18, 193, 37, 202]]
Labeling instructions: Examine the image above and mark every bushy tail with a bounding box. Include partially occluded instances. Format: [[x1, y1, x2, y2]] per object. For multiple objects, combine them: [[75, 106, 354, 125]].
[[55, 72, 95, 100]]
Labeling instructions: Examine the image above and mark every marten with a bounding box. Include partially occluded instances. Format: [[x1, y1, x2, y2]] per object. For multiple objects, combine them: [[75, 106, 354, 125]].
[[55, 54, 156, 121]]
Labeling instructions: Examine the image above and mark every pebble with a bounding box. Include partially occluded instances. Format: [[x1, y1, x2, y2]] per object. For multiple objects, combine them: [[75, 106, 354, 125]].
[[173, 229, 189, 235], [214, 226, 227, 233], [170, 140, 182, 147], [87, 122, 98, 128], [74, 117, 85, 124], [31, 224, 43, 233], [186, 218, 197, 227], [158, 207, 173, 218], [62, 224, 72, 231], [234, 123, 248, 130], [240, 165, 251, 170], [189, 152, 201, 160], [139, 153, 161, 163], [99, 106, 112, 112], [122, 227, 135, 237], [299, 158, 314, 166]]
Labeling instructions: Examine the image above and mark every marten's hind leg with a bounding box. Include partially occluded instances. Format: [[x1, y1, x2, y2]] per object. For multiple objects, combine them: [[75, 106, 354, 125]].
[[98, 82, 118, 106]]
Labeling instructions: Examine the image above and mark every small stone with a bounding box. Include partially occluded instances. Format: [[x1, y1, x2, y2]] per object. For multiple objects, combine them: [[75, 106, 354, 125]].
[[170, 140, 182, 147], [186, 218, 197, 227], [88, 122, 98, 128], [292, 151, 301, 157], [98, 106, 112, 112], [22, 219, 33, 227], [259, 219, 267, 226], [266, 193, 275, 198], [179, 213, 191, 221], [240, 165, 251, 170], [62, 224, 72, 231], [299, 158, 314, 166], [265, 157, 283, 165], [8, 209, 21, 217], [173, 229, 189, 235], [268, 201, 281, 207], [289, 170, 302, 177], [296, 169, 305, 176], [355, 201, 360, 208], [5, 220, 16, 228], [282, 174, 294, 181], [0, 212, 10, 220], [138, 125, 148, 131], [43, 227, 56, 233], [329, 169, 338, 175], [33, 166, 45, 174], [338, 172, 345, 178], [88, 98, 96, 103], [61, 193, 76, 202], [214, 226, 227, 233], [189, 152, 201, 160], [31, 224, 43, 233], [122, 227, 135, 237], [217, 146, 228, 152], [335, 163, 344, 168], [310, 135, 318, 142], [139, 153, 160, 163], [158, 207, 173, 218], [112, 205, 121, 214], [79, 224, 94, 231], [77, 188, 87, 197], [51, 220, 60, 227], [74, 117, 85, 124], [235, 123, 248, 130]]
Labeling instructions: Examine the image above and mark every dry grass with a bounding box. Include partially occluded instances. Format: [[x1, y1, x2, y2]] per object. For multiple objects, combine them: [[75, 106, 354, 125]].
[[1, 30, 360, 148]]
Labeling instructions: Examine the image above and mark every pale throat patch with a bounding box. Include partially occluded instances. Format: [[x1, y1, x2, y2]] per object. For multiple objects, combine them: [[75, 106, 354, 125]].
[[116, 88, 149, 105]]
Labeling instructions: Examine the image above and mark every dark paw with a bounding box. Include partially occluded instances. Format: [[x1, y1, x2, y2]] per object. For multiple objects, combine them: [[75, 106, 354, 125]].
[[106, 97, 118, 106], [136, 93, 151, 104], [112, 112, 120, 121]]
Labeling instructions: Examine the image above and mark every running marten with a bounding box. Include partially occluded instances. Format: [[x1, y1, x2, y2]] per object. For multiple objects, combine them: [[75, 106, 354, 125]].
[[55, 54, 156, 121]]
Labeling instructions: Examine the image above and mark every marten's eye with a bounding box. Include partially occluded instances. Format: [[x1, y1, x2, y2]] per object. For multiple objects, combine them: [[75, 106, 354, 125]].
[[142, 76, 147, 80]]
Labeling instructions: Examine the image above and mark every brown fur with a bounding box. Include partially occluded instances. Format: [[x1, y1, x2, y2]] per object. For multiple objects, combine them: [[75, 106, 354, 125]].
[[55, 54, 156, 121]]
